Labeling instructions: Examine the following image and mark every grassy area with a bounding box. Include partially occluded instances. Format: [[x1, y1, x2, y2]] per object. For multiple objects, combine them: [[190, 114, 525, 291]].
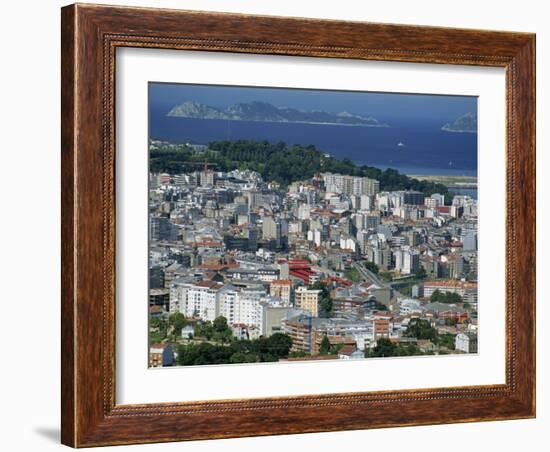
[[407, 175, 477, 185], [395, 283, 414, 297], [344, 267, 362, 283]]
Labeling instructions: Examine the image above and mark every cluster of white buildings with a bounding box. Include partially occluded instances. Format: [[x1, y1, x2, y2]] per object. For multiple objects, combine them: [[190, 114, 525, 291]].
[[149, 150, 479, 360], [321, 173, 380, 197], [169, 278, 322, 337]]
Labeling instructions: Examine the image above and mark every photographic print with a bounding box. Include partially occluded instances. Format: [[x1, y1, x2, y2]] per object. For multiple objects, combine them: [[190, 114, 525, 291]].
[[148, 83, 479, 368], [61, 6, 536, 444]]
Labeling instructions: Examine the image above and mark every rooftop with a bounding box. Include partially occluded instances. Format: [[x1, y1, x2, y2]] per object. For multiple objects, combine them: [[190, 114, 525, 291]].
[[424, 280, 478, 289]]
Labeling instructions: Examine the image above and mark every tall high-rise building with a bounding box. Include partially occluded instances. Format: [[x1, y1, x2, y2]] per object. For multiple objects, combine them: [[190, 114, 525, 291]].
[[394, 247, 420, 274], [262, 216, 282, 248], [184, 281, 223, 321], [294, 286, 322, 317], [321, 173, 380, 196], [270, 280, 293, 306], [403, 190, 424, 205], [150, 216, 178, 241], [199, 170, 214, 186], [462, 231, 478, 251], [425, 193, 445, 208]]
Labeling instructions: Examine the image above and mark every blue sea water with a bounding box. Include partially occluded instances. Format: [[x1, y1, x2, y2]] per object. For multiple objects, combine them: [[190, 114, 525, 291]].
[[149, 107, 478, 177]]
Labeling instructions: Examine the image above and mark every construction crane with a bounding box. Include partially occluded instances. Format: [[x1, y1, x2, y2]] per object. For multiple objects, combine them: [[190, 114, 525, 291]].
[[181, 159, 218, 186], [181, 159, 217, 172]]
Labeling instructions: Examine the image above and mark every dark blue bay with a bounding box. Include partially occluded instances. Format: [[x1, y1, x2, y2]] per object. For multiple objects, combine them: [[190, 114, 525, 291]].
[[149, 106, 477, 177]]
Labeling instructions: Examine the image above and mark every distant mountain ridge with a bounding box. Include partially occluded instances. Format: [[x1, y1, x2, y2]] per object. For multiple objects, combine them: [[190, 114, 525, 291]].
[[441, 112, 477, 133], [167, 100, 388, 127]]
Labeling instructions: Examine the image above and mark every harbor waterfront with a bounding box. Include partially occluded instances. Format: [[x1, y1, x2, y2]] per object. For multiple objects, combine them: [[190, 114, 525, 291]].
[[407, 175, 478, 200], [148, 84, 478, 368]]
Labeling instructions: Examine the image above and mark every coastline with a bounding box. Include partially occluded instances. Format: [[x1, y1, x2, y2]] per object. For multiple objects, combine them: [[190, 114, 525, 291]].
[[441, 127, 477, 133], [406, 174, 477, 184], [166, 116, 390, 128]]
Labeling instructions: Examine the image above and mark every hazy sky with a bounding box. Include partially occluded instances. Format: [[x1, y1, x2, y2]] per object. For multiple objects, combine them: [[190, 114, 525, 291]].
[[149, 82, 477, 123]]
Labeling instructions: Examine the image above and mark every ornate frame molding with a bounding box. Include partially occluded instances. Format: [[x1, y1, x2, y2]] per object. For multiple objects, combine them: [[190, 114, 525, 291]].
[[62, 4, 535, 447]]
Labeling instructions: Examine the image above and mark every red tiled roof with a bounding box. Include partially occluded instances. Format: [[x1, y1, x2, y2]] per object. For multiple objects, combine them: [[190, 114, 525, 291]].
[[290, 269, 315, 283], [287, 355, 338, 361], [322, 276, 353, 287], [193, 241, 223, 248], [339, 345, 357, 355], [199, 264, 229, 271], [270, 279, 292, 286], [289, 260, 311, 267], [150, 343, 169, 350]]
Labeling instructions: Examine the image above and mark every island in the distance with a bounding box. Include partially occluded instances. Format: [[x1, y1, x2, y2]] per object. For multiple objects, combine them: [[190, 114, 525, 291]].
[[441, 112, 477, 133], [167, 100, 389, 127]]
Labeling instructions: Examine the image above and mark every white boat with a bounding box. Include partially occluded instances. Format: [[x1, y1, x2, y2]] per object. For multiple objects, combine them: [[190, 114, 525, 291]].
[[397, 141, 405, 147]]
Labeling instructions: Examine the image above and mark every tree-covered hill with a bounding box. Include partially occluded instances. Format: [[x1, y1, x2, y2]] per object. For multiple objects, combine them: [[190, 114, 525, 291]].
[[149, 139, 450, 198]]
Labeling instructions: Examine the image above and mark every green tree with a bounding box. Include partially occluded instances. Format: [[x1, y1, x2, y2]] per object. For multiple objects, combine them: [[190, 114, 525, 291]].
[[374, 301, 389, 312], [168, 312, 187, 339], [215, 328, 233, 344], [312, 282, 333, 318], [366, 338, 423, 358], [368, 338, 398, 357], [364, 261, 380, 275], [150, 317, 162, 329], [230, 352, 257, 364], [288, 351, 307, 358], [213, 316, 229, 332], [319, 335, 331, 355], [439, 333, 456, 350], [174, 333, 293, 366], [415, 267, 427, 280], [319, 297, 333, 318], [405, 319, 438, 343], [150, 140, 450, 197], [193, 321, 215, 340], [430, 289, 442, 302], [193, 317, 234, 344], [149, 315, 168, 341], [430, 289, 463, 304], [251, 333, 293, 359], [212, 316, 233, 343]]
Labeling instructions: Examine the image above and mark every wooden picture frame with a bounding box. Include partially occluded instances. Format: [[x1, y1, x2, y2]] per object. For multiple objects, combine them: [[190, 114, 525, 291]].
[[61, 3, 535, 447]]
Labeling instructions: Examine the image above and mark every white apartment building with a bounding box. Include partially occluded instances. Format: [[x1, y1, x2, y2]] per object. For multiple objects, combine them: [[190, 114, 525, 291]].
[[307, 229, 322, 247], [218, 285, 240, 325], [218, 285, 276, 331], [340, 236, 357, 252], [169, 279, 193, 314], [399, 298, 424, 315], [423, 280, 478, 307], [455, 332, 478, 353], [394, 247, 420, 274], [297, 203, 311, 220], [184, 281, 223, 321], [236, 295, 263, 328], [318, 320, 374, 351], [321, 173, 380, 196], [425, 193, 445, 208]]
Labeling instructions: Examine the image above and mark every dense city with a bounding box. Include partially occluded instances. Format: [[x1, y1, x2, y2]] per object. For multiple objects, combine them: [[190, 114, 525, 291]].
[[148, 140, 478, 367]]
